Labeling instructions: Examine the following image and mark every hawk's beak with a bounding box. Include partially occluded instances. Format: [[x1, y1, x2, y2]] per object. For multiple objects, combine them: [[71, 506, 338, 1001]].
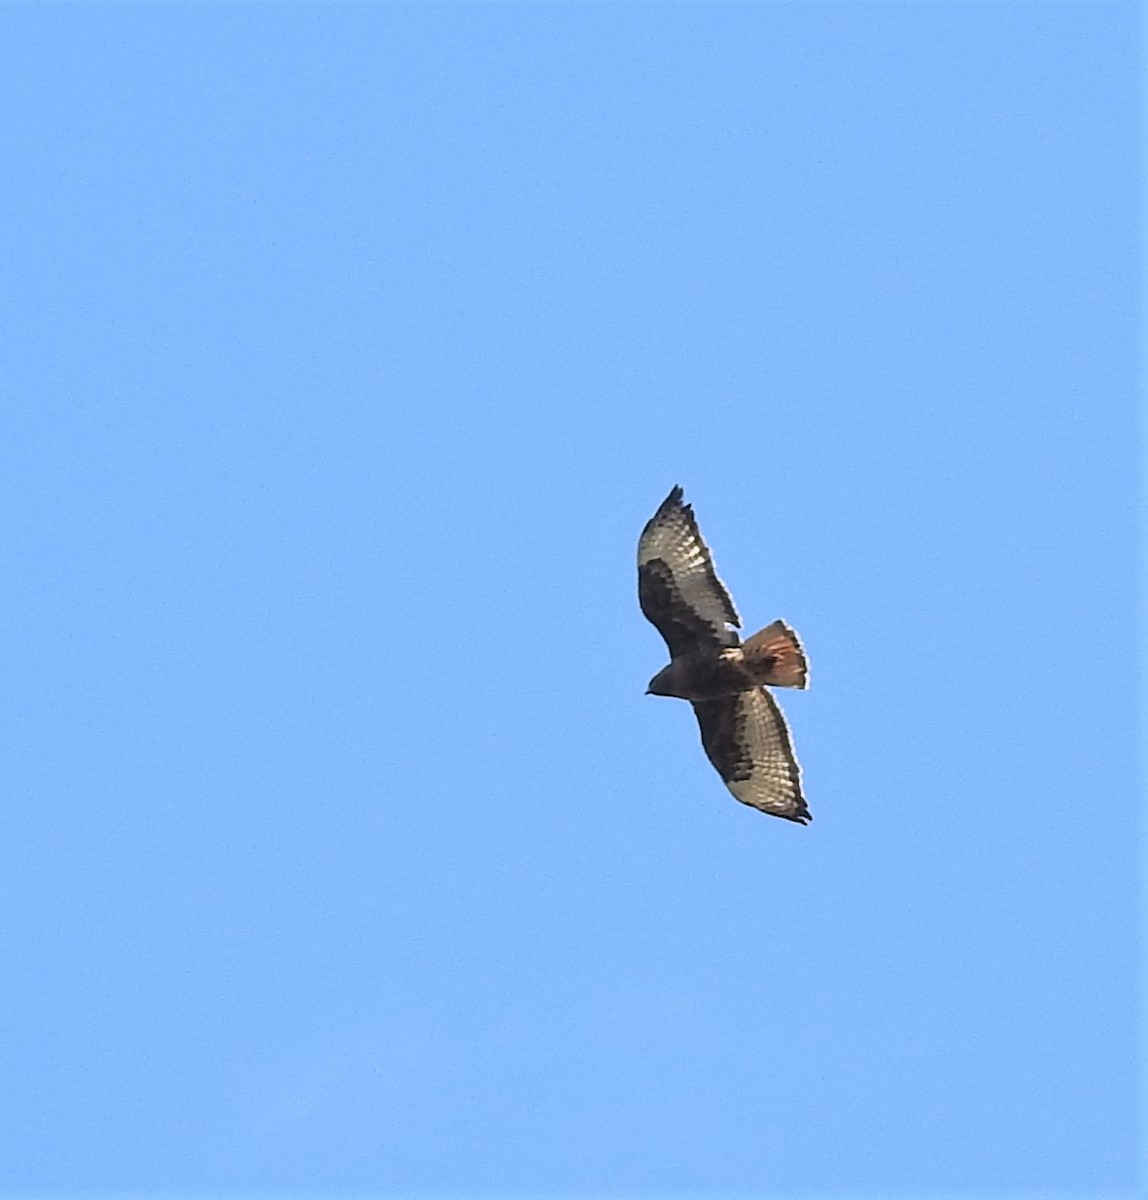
[[644, 686, 652, 695]]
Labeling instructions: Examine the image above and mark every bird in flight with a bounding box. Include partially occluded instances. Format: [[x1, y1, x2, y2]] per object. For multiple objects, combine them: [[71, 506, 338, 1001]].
[[638, 486, 810, 823]]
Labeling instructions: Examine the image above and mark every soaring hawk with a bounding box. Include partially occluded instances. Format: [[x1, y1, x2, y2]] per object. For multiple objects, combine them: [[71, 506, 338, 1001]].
[[638, 486, 810, 823]]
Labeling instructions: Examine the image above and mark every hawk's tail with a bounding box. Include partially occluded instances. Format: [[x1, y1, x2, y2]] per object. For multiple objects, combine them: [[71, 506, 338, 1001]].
[[742, 620, 808, 689]]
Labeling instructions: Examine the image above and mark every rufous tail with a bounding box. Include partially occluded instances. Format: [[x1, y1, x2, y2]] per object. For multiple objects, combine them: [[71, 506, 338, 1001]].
[[742, 620, 808, 688]]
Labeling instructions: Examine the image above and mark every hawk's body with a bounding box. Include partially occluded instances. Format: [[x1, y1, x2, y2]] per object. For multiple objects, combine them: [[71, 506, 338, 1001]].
[[638, 486, 810, 824]]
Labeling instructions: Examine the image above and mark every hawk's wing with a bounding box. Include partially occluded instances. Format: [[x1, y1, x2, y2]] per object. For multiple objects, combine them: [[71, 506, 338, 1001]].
[[691, 689, 809, 823], [638, 486, 740, 659]]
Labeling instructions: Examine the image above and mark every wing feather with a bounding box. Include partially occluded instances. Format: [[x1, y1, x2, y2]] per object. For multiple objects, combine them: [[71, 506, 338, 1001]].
[[637, 486, 740, 658], [691, 689, 809, 823]]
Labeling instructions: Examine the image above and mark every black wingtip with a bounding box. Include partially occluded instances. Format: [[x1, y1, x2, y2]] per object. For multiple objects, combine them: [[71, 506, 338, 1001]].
[[662, 484, 685, 509]]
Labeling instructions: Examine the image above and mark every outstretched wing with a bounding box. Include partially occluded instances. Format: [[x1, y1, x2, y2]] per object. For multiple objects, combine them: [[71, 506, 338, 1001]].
[[638, 486, 740, 659], [691, 689, 809, 823]]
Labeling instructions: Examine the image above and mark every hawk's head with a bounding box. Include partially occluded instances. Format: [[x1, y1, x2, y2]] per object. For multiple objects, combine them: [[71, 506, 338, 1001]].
[[646, 662, 685, 698]]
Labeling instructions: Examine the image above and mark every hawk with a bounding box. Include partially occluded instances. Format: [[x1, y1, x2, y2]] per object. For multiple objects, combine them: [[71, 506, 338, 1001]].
[[638, 486, 810, 823]]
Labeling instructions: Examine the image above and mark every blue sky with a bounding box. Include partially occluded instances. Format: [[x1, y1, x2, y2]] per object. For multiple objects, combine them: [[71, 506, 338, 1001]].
[[0, 3, 1140, 1196]]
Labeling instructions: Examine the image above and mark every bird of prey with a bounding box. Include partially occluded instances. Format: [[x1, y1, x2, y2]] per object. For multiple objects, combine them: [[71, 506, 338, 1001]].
[[638, 486, 810, 823]]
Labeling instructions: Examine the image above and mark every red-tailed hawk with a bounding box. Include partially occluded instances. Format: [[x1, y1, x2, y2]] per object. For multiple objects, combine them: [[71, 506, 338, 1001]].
[[638, 486, 810, 823]]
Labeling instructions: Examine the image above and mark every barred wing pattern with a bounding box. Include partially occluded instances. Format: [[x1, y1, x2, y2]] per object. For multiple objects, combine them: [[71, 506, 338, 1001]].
[[637, 486, 740, 659], [692, 689, 809, 823]]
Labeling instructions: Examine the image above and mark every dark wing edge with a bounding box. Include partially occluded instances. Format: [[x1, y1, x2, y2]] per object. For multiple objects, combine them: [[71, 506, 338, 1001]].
[[691, 689, 809, 824], [637, 486, 740, 658], [638, 559, 721, 661]]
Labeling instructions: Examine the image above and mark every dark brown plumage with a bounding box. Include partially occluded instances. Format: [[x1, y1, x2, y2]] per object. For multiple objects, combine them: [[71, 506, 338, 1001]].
[[638, 486, 810, 823]]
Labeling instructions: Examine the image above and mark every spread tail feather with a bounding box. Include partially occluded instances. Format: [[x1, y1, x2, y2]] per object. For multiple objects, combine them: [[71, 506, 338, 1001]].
[[742, 620, 808, 688]]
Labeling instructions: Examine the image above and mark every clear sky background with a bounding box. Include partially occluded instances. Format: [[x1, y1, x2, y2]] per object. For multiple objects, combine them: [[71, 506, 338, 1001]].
[[0, 3, 1140, 1197]]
